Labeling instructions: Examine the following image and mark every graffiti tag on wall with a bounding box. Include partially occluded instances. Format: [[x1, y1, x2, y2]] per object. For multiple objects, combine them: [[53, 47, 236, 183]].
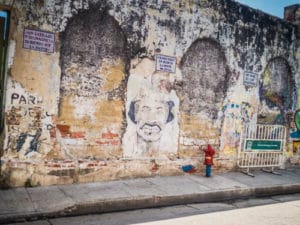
[[259, 57, 295, 125], [5, 86, 54, 156]]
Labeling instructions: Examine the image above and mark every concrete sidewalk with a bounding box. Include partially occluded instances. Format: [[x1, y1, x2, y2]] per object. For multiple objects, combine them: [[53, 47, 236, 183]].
[[0, 168, 300, 224]]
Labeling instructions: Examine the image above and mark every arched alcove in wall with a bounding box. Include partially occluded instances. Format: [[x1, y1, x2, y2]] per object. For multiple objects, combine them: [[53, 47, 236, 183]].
[[259, 57, 295, 125], [179, 38, 229, 156], [60, 7, 129, 98], [180, 38, 229, 120], [57, 6, 129, 159]]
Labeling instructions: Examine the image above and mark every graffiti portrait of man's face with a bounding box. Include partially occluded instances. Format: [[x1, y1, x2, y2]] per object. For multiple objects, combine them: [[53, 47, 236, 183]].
[[129, 96, 174, 142]]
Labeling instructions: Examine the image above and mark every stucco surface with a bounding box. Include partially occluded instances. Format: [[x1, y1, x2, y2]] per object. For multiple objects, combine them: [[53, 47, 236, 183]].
[[0, 0, 299, 186]]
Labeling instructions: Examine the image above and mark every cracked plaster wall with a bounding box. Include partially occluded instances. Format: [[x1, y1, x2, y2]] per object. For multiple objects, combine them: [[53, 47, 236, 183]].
[[0, 0, 299, 186]]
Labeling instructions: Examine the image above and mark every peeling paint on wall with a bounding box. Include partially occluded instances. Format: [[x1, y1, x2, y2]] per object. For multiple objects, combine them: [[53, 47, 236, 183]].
[[221, 102, 243, 155]]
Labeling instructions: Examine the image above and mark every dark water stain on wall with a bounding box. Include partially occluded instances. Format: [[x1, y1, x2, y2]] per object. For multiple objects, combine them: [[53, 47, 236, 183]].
[[180, 38, 229, 120], [60, 5, 130, 98]]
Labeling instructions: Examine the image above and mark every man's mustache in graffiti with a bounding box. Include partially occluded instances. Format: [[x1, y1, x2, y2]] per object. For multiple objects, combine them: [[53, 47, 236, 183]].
[[140, 123, 162, 132]]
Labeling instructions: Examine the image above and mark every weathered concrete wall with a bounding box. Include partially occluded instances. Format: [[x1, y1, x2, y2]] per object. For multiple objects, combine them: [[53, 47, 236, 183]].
[[0, 0, 299, 186]]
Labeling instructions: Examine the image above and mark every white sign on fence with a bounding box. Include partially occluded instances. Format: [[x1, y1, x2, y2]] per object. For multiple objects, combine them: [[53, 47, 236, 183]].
[[243, 71, 258, 87], [155, 54, 176, 73], [23, 28, 55, 53]]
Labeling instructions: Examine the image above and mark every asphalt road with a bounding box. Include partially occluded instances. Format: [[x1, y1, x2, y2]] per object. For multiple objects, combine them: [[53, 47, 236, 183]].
[[134, 200, 300, 225], [4, 193, 300, 225]]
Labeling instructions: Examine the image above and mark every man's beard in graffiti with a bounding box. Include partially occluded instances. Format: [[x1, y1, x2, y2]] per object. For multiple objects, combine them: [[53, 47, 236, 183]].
[[138, 123, 162, 142]]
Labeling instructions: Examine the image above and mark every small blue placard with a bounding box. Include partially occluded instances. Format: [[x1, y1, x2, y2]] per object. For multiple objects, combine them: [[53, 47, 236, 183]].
[[243, 71, 257, 87]]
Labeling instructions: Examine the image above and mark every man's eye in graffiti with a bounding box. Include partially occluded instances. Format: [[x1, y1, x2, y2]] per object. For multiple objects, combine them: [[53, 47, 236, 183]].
[[156, 106, 164, 113], [141, 106, 151, 112]]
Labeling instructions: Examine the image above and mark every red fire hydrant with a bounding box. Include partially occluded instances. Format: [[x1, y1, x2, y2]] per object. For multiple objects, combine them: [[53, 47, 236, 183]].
[[204, 144, 215, 177]]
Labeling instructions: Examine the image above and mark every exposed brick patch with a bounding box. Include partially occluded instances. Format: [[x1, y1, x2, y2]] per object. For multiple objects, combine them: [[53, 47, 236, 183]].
[[110, 140, 119, 145], [56, 125, 85, 139], [51, 163, 61, 168], [102, 131, 118, 139], [70, 131, 85, 139], [96, 140, 120, 146], [87, 163, 98, 167], [63, 160, 73, 163], [44, 159, 108, 171], [56, 124, 70, 137]]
